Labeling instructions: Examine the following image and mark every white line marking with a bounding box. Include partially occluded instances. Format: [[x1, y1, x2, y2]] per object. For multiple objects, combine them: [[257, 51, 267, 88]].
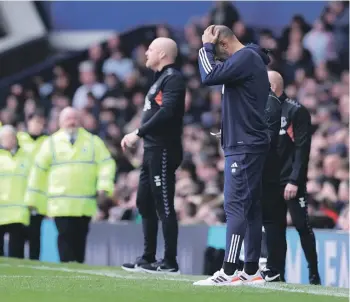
[[263, 283, 348, 298], [0, 275, 91, 279], [0, 263, 347, 298]]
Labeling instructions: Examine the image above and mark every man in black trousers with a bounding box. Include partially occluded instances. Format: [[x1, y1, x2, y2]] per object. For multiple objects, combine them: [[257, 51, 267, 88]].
[[17, 110, 47, 260], [265, 71, 321, 285], [121, 37, 186, 274], [260, 71, 283, 282]]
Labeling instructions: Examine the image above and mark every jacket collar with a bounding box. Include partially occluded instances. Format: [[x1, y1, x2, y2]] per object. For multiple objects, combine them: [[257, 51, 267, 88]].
[[155, 63, 177, 79], [279, 92, 288, 103]]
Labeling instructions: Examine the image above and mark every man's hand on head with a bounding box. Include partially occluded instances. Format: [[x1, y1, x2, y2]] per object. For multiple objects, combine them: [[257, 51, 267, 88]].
[[202, 25, 219, 44]]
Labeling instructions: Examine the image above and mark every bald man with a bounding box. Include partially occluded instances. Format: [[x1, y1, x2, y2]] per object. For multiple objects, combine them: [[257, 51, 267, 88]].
[[195, 25, 270, 286], [121, 37, 186, 274], [25, 107, 116, 263], [268, 72, 321, 285]]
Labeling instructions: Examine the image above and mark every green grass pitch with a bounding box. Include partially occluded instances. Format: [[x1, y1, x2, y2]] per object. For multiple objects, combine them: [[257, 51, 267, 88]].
[[0, 258, 348, 302]]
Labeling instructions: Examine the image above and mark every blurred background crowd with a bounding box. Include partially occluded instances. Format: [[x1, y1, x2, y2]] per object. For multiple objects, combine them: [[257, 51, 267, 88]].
[[0, 1, 349, 230]]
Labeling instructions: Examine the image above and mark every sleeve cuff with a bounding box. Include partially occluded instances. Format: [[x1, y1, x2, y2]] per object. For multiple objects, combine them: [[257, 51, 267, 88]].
[[203, 43, 215, 51], [288, 179, 298, 186], [137, 127, 145, 137]]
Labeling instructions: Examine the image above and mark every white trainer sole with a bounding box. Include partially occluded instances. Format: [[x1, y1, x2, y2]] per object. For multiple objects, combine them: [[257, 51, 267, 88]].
[[121, 266, 143, 273], [244, 279, 266, 286], [193, 282, 230, 286], [140, 267, 181, 275]]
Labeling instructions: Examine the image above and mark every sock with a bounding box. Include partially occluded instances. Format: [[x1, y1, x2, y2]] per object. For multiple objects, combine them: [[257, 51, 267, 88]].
[[223, 262, 238, 276], [244, 262, 259, 275]]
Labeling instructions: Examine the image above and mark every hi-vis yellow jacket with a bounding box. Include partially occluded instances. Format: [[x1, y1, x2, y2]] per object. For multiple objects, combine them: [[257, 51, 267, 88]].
[[24, 128, 116, 217], [17, 132, 48, 215], [0, 148, 31, 226], [17, 132, 47, 156]]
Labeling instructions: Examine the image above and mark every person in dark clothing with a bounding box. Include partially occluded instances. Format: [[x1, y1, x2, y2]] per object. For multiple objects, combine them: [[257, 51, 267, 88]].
[[210, 72, 282, 278], [121, 37, 186, 274], [209, 1, 240, 29], [17, 110, 47, 260], [268, 72, 321, 285], [260, 71, 284, 282], [194, 25, 270, 286]]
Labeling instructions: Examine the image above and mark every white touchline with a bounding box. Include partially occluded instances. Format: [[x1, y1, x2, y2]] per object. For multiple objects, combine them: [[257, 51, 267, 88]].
[[0, 263, 347, 298], [0, 275, 91, 279]]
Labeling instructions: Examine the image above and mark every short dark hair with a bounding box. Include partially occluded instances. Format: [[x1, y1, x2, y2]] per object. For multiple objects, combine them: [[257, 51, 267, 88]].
[[215, 25, 235, 40], [28, 109, 46, 121]]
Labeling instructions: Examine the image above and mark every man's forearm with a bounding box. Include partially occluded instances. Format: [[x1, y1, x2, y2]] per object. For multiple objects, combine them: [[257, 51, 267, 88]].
[[138, 108, 173, 137], [289, 147, 309, 185]]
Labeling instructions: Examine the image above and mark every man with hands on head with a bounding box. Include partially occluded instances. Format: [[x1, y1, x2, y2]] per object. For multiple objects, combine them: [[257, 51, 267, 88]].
[[194, 25, 270, 286]]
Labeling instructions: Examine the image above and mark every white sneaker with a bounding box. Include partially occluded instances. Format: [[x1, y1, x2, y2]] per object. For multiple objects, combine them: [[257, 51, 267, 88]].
[[193, 269, 243, 286], [239, 270, 265, 285]]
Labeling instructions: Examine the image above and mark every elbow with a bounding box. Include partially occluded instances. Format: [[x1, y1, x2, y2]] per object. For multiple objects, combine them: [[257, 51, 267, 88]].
[[201, 76, 214, 86], [162, 107, 175, 119], [201, 75, 221, 86]]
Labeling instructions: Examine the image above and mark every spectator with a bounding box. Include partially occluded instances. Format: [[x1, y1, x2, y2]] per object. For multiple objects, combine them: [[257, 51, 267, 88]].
[[106, 33, 122, 56], [281, 43, 314, 85], [326, 1, 349, 65], [88, 44, 105, 81], [102, 50, 134, 81], [72, 61, 107, 110], [156, 25, 172, 38], [209, 1, 240, 28], [280, 14, 311, 51], [232, 21, 256, 45], [303, 19, 337, 65]]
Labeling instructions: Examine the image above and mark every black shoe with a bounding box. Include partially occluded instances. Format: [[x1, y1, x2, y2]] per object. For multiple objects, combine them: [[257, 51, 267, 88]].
[[141, 259, 180, 275], [309, 273, 321, 285], [121, 257, 154, 272], [261, 268, 282, 282]]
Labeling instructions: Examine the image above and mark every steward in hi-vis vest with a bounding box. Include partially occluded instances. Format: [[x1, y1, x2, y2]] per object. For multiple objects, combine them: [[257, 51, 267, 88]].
[[0, 125, 31, 259], [17, 110, 48, 260], [25, 107, 116, 263]]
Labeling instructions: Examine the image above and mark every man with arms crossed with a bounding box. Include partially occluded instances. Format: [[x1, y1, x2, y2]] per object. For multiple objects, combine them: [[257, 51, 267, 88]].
[[194, 25, 270, 286]]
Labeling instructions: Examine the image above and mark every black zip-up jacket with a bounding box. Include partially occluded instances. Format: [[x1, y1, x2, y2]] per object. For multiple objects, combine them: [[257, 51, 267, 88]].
[[277, 93, 312, 187], [138, 64, 186, 149], [263, 90, 282, 184]]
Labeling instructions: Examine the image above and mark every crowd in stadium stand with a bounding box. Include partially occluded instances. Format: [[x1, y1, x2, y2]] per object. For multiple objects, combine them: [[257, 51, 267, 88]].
[[0, 1, 348, 230]]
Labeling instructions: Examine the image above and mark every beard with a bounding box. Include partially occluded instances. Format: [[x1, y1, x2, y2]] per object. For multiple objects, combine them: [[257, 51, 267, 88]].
[[66, 127, 77, 136], [215, 50, 230, 61]]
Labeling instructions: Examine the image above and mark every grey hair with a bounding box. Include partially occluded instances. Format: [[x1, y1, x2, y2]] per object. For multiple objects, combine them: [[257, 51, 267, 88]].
[[0, 125, 17, 139]]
